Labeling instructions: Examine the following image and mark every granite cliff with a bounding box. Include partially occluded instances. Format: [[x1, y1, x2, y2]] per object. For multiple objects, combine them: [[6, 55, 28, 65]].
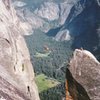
[[0, 0, 39, 99], [67, 49, 100, 100], [7, 0, 100, 100]]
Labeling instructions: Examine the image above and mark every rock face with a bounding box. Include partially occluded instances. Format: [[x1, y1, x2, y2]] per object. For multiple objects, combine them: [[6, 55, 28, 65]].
[[55, 29, 71, 41], [68, 49, 100, 100], [34, 2, 59, 21], [0, 0, 39, 100]]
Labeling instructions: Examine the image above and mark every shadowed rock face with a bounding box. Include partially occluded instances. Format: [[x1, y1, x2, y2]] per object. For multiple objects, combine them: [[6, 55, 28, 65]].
[[0, 0, 39, 100], [68, 49, 100, 100]]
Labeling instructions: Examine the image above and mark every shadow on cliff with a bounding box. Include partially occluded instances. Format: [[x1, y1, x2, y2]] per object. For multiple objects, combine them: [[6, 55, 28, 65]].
[[39, 82, 65, 100], [66, 68, 90, 100], [67, 0, 100, 51], [47, 26, 62, 37]]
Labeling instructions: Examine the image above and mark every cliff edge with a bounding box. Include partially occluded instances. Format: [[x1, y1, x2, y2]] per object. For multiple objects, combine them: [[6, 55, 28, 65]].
[[0, 0, 39, 100], [67, 49, 100, 100]]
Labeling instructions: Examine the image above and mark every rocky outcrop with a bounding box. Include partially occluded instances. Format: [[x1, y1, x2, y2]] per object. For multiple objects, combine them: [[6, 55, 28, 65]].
[[68, 49, 100, 100], [55, 29, 71, 41], [0, 0, 39, 100]]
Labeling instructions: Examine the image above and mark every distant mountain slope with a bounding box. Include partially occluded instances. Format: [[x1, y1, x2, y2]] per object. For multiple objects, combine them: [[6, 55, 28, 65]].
[[47, 0, 100, 60]]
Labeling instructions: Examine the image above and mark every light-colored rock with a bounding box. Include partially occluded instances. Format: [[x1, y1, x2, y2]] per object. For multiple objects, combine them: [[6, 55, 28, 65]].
[[34, 2, 59, 21], [55, 29, 71, 41], [0, 0, 39, 99], [14, 5, 47, 32], [13, 1, 26, 7], [59, 1, 75, 25], [69, 49, 100, 100]]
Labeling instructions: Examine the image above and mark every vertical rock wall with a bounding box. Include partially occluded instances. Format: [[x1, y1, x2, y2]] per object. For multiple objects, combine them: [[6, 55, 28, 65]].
[[0, 0, 39, 100]]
